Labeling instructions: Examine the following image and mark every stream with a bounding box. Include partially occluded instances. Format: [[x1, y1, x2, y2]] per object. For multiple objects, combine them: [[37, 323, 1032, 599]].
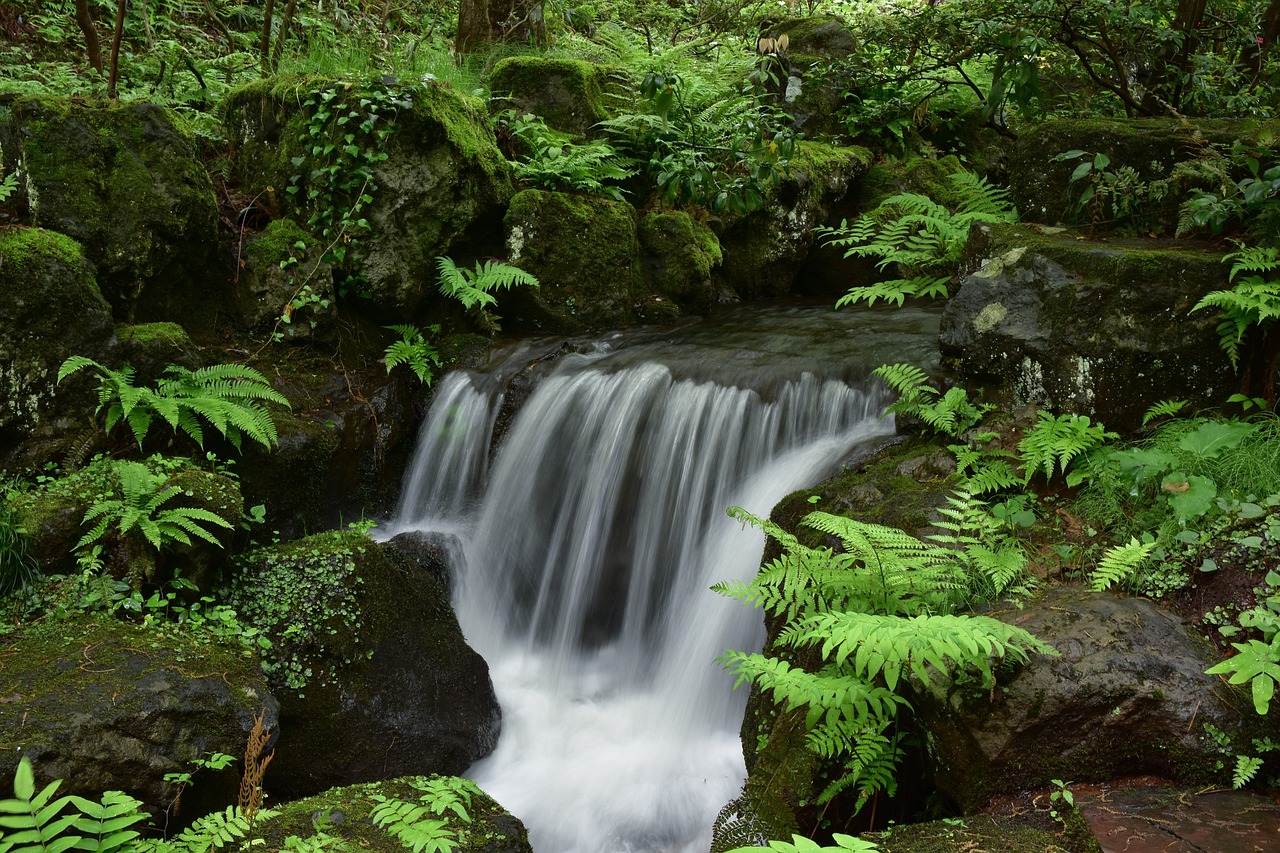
[[383, 301, 941, 852]]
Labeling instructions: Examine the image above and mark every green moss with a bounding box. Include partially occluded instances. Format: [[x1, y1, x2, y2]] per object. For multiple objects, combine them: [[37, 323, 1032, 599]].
[[866, 814, 1087, 853], [0, 226, 87, 271], [115, 322, 190, 347], [638, 211, 722, 313], [792, 140, 874, 178], [855, 153, 967, 212], [245, 219, 313, 266], [489, 56, 619, 136]]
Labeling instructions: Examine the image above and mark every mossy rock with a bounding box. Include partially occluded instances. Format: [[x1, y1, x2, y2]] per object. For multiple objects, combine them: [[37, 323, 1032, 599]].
[[760, 15, 859, 140], [717, 141, 872, 299], [0, 612, 278, 813], [638, 210, 724, 314], [864, 812, 1094, 853], [0, 226, 115, 465], [941, 223, 1236, 432], [1008, 118, 1280, 231], [503, 189, 644, 333], [488, 56, 624, 137], [115, 322, 199, 385], [238, 219, 337, 343], [255, 776, 531, 853], [222, 77, 514, 317], [0, 95, 222, 328], [227, 532, 500, 798]]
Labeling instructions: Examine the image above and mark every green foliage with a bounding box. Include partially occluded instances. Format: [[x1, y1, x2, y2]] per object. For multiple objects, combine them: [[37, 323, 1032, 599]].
[[435, 255, 540, 331], [1142, 399, 1189, 426], [872, 364, 992, 438], [367, 777, 481, 853], [930, 490, 1035, 600], [498, 111, 637, 201], [1017, 411, 1116, 486], [0, 758, 148, 853], [75, 461, 233, 553], [1052, 150, 1174, 231], [718, 507, 1052, 809], [57, 358, 288, 452], [1088, 536, 1156, 592], [817, 172, 1015, 308], [1206, 638, 1280, 715], [0, 172, 18, 205], [1180, 150, 1280, 244], [1192, 244, 1280, 373], [383, 325, 442, 386], [0, 484, 40, 596], [724, 833, 880, 853], [136, 806, 279, 853]]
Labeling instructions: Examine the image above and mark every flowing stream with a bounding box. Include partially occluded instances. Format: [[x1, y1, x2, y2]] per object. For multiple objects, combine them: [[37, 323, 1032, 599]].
[[385, 302, 940, 852]]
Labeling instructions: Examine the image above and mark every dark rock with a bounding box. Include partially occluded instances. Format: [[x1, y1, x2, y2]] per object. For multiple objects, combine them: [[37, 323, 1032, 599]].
[[223, 77, 514, 318], [0, 226, 115, 468], [638, 211, 724, 315], [0, 96, 222, 328], [717, 141, 871, 299], [237, 219, 337, 344], [914, 586, 1265, 812], [940, 223, 1236, 432], [488, 56, 622, 137], [383, 530, 465, 593], [257, 776, 532, 853], [894, 450, 957, 482], [0, 613, 278, 813], [503, 189, 643, 333], [227, 532, 500, 798], [115, 322, 200, 385]]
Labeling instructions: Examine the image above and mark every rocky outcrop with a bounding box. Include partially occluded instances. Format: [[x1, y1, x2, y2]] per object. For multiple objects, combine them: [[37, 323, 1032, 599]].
[[940, 223, 1236, 431], [503, 189, 645, 333], [227, 532, 500, 798], [914, 586, 1264, 812], [223, 77, 514, 318], [0, 227, 115, 468], [0, 95, 221, 327], [0, 613, 278, 812]]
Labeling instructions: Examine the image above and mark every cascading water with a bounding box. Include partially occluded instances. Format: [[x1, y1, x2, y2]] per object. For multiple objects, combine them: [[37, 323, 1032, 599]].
[[386, 303, 940, 852]]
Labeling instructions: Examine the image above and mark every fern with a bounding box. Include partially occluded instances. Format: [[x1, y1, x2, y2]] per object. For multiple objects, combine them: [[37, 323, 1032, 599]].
[[75, 461, 232, 553], [436, 256, 540, 312], [807, 717, 900, 807], [1233, 755, 1265, 789], [64, 791, 148, 853], [141, 806, 278, 853], [1142, 399, 1189, 426], [368, 797, 458, 853], [0, 758, 81, 853], [405, 777, 479, 823], [1017, 411, 1116, 485], [1088, 536, 1156, 592], [1192, 244, 1280, 372], [872, 364, 992, 438], [384, 324, 442, 386], [58, 358, 288, 452], [1206, 637, 1280, 715], [930, 490, 1033, 599]]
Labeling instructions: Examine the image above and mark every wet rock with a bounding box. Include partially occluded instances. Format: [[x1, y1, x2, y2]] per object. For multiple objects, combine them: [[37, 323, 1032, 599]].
[[1076, 785, 1280, 853], [227, 532, 500, 798], [0, 613, 278, 813], [895, 450, 957, 482], [914, 586, 1265, 813], [940, 223, 1235, 432], [759, 15, 858, 139], [0, 95, 222, 328], [0, 226, 115, 468]]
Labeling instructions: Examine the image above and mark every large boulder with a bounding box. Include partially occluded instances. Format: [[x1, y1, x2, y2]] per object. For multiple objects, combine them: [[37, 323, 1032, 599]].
[[488, 56, 621, 137], [0, 227, 115, 468], [256, 776, 532, 853], [940, 223, 1237, 432], [503, 189, 644, 333], [913, 586, 1265, 813], [638, 211, 724, 314], [226, 532, 500, 798], [716, 141, 871, 299], [0, 96, 221, 327], [1008, 118, 1280, 230], [0, 613, 278, 812], [222, 77, 515, 318]]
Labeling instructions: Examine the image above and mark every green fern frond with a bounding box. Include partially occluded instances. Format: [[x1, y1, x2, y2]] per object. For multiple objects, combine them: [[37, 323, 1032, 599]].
[[716, 650, 905, 727], [1018, 411, 1115, 484], [368, 797, 459, 853], [1142, 400, 1189, 426], [810, 719, 901, 807], [1089, 537, 1155, 592], [436, 256, 540, 313]]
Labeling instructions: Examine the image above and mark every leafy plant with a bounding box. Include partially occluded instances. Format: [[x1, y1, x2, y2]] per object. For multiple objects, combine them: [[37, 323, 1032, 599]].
[[57, 358, 289, 452], [368, 777, 481, 853], [872, 364, 992, 438], [1206, 637, 1280, 715], [435, 256, 539, 330], [725, 834, 881, 853], [1017, 411, 1116, 486], [0, 485, 40, 596], [1192, 243, 1280, 384], [0, 757, 148, 853], [498, 111, 636, 202], [929, 490, 1035, 600], [816, 172, 1015, 308], [75, 461, 233, 553], [1088, 536, 1156, 592], [384, 325, 442, 386]]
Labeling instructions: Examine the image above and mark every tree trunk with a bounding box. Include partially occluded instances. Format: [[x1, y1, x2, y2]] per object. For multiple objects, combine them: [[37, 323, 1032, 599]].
[[456, 0, 544, 55], [73, 0, 103, 73], [271, 0, 298, 69], [107, 0, 127, 99], [259, 0, 276, 72]]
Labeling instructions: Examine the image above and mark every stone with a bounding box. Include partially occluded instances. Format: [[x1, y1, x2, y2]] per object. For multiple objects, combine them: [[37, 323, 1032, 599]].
[[0, 613, 278, 813], [0, 226, 115, 468], [488, 56, 622, 137], [913, 586, 1267, 813], [0, 95, 222, 328], [638, 210, 724, 314], [502, 189, 644, 333], [759, 15, 858, 140], [940, 223, 1237, 432], [222, 77, 515, 318], [227, 532, 500, 798], [237, 219, 337, 344]]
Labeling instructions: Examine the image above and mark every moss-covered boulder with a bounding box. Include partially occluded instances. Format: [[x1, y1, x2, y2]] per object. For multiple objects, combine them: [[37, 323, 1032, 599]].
[[255, 776, 531, 853], [638, 211, 724, 314], [940, 223, 1236, 431], [0, 96, 221, 326], [0, 227, 115, 467], [237, 219, 337, 343], [717, 141, 871, 299], [488, 56, 621, 137], [0, 613, 278, 812], [1008, 118, 1280, 231], [226, 532, 500, 798], [9, 456, 243, 589], [115, 322, 200, 384], [503, 189, 644, 333], [759, 15, 858, 140], [222, 77, 514, 317], [913, 586, 1262, 813]]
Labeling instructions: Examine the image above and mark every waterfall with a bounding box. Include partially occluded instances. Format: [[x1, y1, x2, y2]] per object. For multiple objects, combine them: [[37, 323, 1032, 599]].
[[387, 303, 939, 852]]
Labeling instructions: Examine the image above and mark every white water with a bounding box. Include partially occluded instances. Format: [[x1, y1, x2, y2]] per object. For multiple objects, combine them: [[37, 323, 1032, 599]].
[[387, 305, 937, 852]]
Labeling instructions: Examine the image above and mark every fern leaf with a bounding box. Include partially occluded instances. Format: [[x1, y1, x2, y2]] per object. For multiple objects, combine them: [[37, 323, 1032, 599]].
[[1089, 537, 1155, 592]]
